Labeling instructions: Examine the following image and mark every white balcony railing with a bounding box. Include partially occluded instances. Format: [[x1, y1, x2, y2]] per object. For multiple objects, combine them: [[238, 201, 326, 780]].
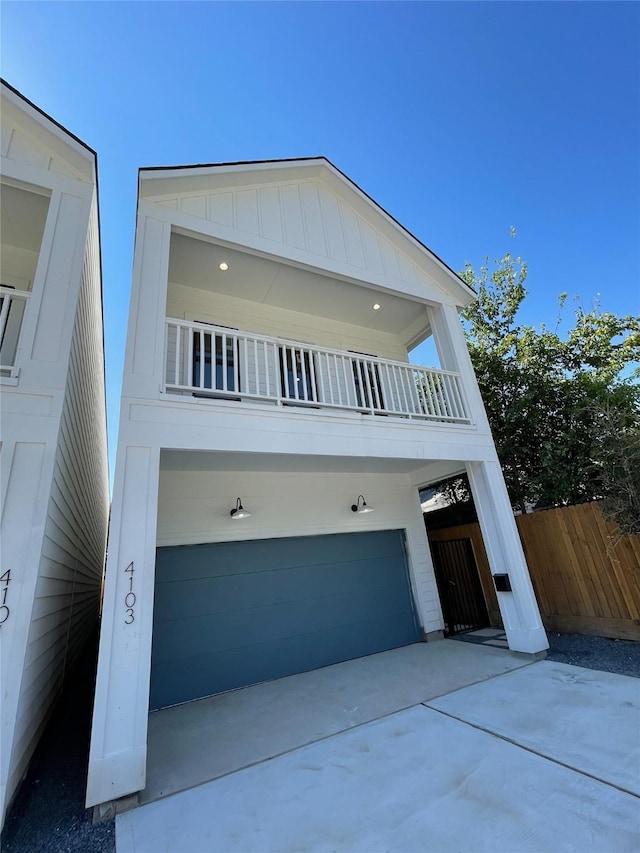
[[0, 286, 30, 376], [164, 318, 472, 424]]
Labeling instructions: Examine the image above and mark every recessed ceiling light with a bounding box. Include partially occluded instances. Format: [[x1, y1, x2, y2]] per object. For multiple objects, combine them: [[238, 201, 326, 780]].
[[219, 262, 229, 271], [373, 303, 381, 311]]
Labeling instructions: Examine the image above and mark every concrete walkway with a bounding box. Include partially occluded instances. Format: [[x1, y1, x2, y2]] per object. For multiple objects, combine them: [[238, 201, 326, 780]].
[[117, 645, 640, 852]]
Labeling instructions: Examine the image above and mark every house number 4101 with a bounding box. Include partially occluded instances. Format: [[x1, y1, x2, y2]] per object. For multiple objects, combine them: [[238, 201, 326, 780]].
[[124, 562, 136, 624]]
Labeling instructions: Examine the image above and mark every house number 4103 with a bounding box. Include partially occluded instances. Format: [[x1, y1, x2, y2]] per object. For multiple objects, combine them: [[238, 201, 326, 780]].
[[124, 562, 136, 624]]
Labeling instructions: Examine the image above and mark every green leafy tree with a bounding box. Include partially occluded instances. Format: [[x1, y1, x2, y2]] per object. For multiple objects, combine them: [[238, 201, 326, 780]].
[[456, 239, 640, 523], [590, 399, 640, 538]]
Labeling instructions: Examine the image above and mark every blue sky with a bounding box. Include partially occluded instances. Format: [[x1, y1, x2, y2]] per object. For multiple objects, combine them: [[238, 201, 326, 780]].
[[2, 1, 639, 481]]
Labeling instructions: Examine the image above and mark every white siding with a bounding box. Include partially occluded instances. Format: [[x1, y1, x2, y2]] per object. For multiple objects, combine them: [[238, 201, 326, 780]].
[[156, 179, 437, 295], [7, 204, 109, 802], [1, 97, 92, 183], [166, 282, 408, 362]]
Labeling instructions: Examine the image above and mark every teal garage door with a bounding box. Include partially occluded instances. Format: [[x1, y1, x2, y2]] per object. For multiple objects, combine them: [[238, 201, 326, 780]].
[[150, 529, 420, 710]]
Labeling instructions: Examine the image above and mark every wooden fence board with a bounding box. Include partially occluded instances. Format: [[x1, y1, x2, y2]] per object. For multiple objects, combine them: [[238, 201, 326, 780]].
[[426, 501, 640, 641], [565, 505, 610, 617], [591, 504, 639, 618]]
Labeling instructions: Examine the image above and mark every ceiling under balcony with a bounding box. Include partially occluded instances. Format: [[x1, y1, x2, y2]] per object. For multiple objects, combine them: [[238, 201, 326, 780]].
[[168, 230, 433, 347], [1, 181, 50, 253]]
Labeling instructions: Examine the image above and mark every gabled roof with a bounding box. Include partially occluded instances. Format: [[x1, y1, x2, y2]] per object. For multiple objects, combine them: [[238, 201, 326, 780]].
[[139, 157, 475, 306]]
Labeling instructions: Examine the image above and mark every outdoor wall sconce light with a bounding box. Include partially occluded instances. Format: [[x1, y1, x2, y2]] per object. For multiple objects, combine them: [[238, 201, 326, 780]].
[[230, 497, 251, 520], [351, 495, 374, 514]]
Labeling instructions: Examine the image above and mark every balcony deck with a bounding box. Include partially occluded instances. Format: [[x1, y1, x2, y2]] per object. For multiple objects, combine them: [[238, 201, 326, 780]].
[[164, 318, 471, 425]]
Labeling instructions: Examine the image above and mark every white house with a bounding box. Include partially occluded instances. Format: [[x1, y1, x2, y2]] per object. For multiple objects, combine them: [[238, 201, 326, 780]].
[[0, 81, 109, 826], [86, 157, 547, 810]]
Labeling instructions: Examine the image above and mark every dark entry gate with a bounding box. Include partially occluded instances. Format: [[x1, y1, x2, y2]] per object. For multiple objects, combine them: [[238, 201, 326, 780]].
[[430, 538, 489, 636]]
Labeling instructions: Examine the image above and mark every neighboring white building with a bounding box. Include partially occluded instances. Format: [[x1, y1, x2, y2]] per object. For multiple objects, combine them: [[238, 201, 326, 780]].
[[0, 81, 109, 826], [86, 157, 547, 809]]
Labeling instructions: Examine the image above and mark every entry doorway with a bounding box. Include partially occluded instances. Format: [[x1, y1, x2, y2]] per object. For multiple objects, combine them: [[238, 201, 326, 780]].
[[430, 538, 489, 636]]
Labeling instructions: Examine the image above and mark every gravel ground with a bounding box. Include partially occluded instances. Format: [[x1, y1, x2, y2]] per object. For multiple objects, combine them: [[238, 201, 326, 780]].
[[1, 632, 115, 853], [1, 630, 637, 853], [546, 631, 640, 678]]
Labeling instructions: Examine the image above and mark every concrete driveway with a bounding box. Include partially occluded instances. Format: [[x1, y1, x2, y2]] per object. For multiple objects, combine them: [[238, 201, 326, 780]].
[[116, 642, 640, 853]]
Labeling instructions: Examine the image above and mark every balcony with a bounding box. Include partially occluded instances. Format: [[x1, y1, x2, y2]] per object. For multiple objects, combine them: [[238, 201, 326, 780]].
[[0, 286, 30, 377], [164, 318, 471, 424]]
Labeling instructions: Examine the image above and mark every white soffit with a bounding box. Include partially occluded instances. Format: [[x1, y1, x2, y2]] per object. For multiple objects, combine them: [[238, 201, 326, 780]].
[[168, 232, 430, 338], [160, 449, 429, 475], [140, 159, 474, 307]]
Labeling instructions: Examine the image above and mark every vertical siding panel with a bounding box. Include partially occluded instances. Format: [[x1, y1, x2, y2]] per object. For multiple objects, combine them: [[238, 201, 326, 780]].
[[157, 198, 179, 211], [1, 124, 13, 157], [131, 216, 166, 376], [280, 184, 306, 250], [31, 193, 84, 363], [180, 195, 207, 219], [318, 188, 348, 263], [397, 254, 418, 285], [208, 192, 234, 227], [379, 236, 402, 280], [7, 129, 49, 170], [300, 183, 327, 257], [258, 186, 283, 243], [359, 220, 385, 277], [235, 189, 260, 236], [338, 202, 366, 268]]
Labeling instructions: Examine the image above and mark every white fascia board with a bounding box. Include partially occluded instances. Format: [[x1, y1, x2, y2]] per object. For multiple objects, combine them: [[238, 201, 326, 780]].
[[138, 159, 325, 198]]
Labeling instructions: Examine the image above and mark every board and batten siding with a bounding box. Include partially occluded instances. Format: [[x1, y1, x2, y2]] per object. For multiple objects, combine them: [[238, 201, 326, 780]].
[[156, 467, 444, 635], [166, 282, 411, 363], [7, 204, 109, 799], [155, 179, 439, 299], [1, 95, 93, 183]]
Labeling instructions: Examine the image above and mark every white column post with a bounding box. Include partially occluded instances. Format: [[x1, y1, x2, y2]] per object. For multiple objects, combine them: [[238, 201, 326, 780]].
[[86, 443, 160, 807], [466, 460, 548, 653], [429, 303, 491, 430]]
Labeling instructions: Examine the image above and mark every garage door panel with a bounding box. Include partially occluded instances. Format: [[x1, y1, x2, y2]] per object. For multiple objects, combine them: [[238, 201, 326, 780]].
[[155, 530, 405, 584], [153, 554, 409, 622], [150, 609, 419, 709], [152, 579, 415, 664], [151, 530, 420, 710]]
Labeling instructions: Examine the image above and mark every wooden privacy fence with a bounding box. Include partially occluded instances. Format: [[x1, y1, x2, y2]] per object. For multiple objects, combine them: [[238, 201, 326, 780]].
[[427, 501, 640, 641]]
